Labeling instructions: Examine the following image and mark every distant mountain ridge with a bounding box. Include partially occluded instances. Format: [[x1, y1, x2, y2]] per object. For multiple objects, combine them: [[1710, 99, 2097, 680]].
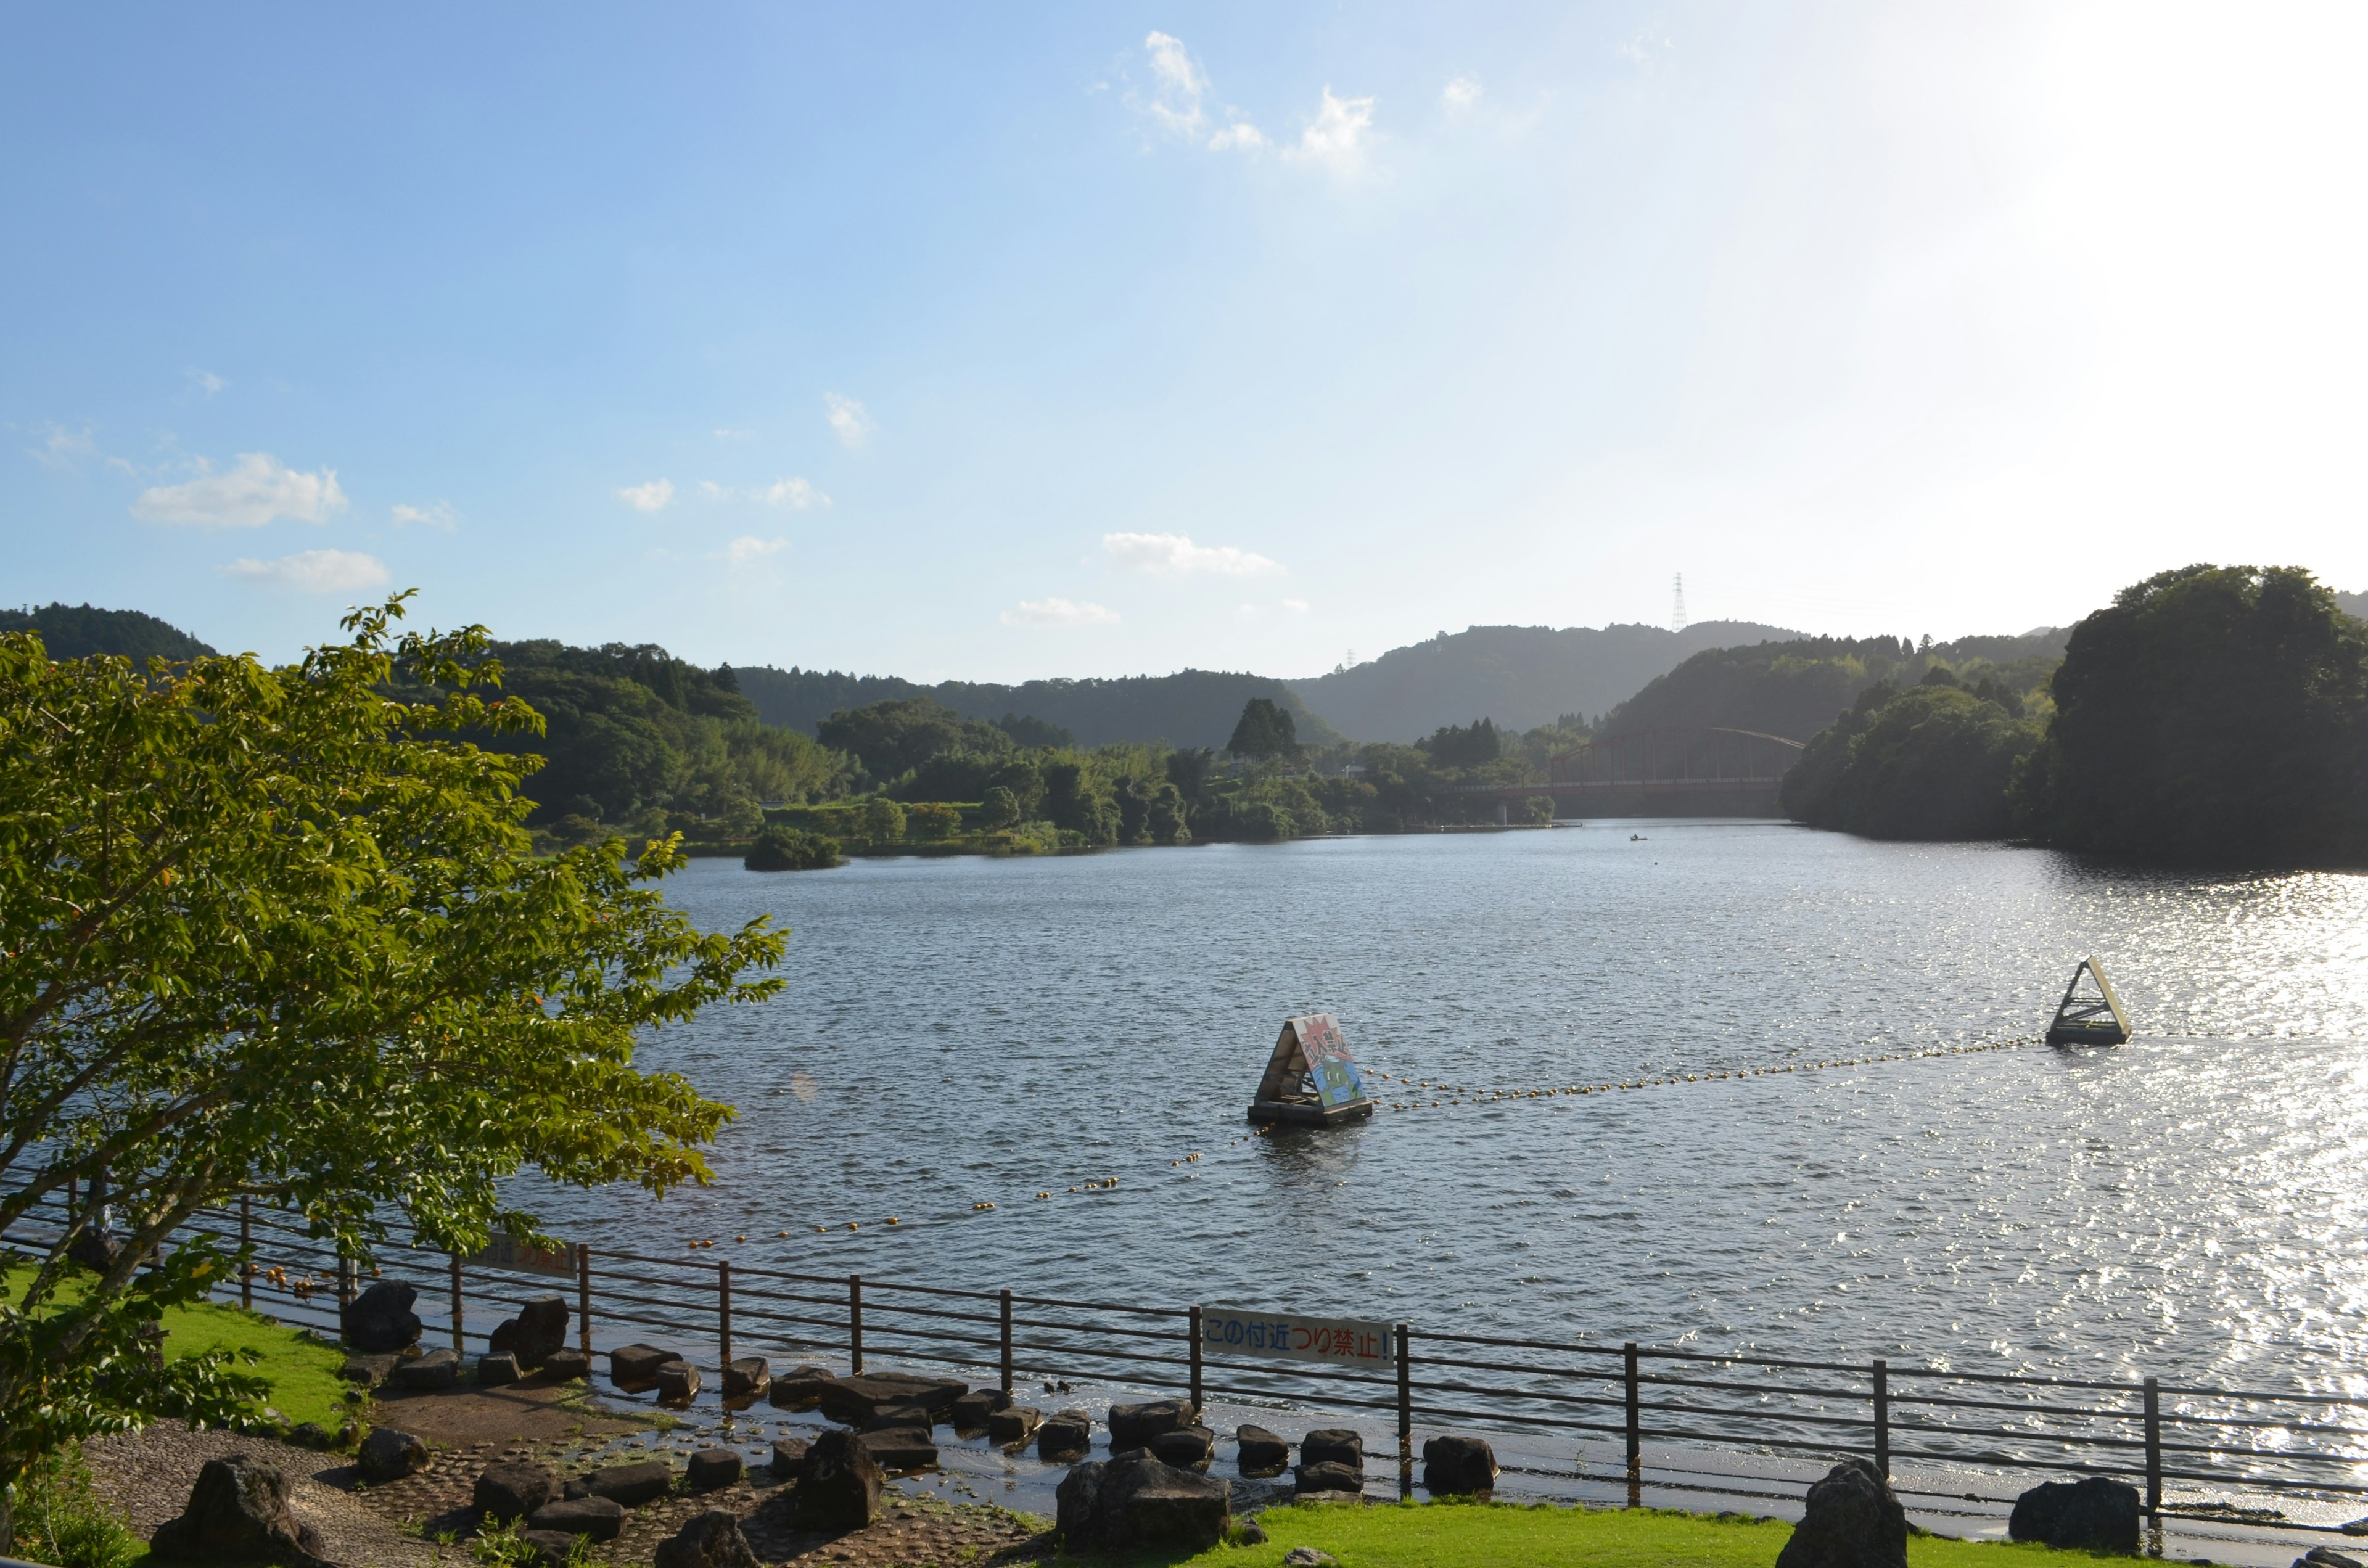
[[0, 602, 216, 662], [1283, 620, 1803, 741]]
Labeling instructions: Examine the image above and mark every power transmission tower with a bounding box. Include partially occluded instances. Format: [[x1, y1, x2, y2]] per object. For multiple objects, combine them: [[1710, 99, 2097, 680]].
[[1671, 573, 1687, 633]]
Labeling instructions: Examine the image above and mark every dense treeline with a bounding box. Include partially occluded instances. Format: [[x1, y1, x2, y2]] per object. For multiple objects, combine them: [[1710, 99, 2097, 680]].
[[1780, 670, 2041, 838], [0, 602, 216, 662]]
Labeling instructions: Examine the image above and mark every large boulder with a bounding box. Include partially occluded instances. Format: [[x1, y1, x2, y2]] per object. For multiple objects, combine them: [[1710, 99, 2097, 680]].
[[475, 1352, 521, 1388], [2008, 1477, 2141, 1555], [1301, 1429, 1363, 1471], [1237, 1425, 1289, 1477], [1294, 1460, 1363, 1499], [686, 1448, 743, 1492], [768, 1364, 836, 1408], [1148, 1426, 1215, 1467], [814, 1371, 966, 1425], [1038, 1410, 1092, 1461], [528, 1496, 624, 1541], [1422, 1435, 1497, 1496], [862, 1403, 933, 1432], [394, 1347, 459, 1391], [1109, 1398, 1196, 1451], [768, 1437, 809, 1478], [722, 1356, 770, 1402], [149, 1455, 332, 1568], [587, 1459, 675, 1508], [858, 1427, 939, 1472], [796, 1429, 883, 1531], [1057, 1451, 1230, 1553], [474, 1461, 555, 1522], [541, 1347, 591, 1382], [952, 1388, 1013, 1429], [609, 1342, 680, 1390], [341, 1280, 423, 1354], [357, 1427, 427, 1482], [652, 1510, 760, 1568], [988, 1406, 1043, 1445], [488, 1296, 570, 1371], [656, 1360, 701, 1402], [1775, 1458, 1909, 1568]]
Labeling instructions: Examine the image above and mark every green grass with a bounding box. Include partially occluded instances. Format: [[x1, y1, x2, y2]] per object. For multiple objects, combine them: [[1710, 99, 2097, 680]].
[[1148, 1502, 2108, 1568], [2, 1265, 352, 1429]]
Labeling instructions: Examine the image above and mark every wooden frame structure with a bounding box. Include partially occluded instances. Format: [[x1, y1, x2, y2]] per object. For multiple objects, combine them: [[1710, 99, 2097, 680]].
[[1247, 1012, 1374, 1127], [2045, 955, 2131, 1045]]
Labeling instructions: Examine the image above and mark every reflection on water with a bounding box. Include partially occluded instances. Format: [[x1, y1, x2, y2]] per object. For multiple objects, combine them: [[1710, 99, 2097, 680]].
[[522, 823, 2368, 1405]]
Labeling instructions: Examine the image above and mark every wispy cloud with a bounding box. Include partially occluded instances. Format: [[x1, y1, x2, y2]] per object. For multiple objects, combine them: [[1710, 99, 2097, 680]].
[[390, 501, 458, 532], [191, 369, 227, 396], [1442, 76, 1483, 117], [27, 424, 102, 469], [1282, 597, 1310, 613], [616, 478, 675, 512], [1103, 531, 1283, 577], [1133, 32, 1267, 152], [1285, 88, 1377, 174], [134, 453, 347, 529], [696, 477, 831, 508], [825, 393, 874, 449], [712, 427, 753, 440], [718, 535, 789, 565], [221, 548, 389, 593], [1001, 597, 1120, 627]]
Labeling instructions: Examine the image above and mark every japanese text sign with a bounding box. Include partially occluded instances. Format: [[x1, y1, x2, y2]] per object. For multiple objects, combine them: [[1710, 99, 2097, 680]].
[[1200, 1304, 1394, 1368]]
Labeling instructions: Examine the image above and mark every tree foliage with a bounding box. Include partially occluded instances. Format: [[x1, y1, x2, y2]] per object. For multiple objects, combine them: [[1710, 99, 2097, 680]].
[[0, 604, 215, 663], [1422, 717, 1502, 767], [0, 598, 782, 1527], [743, 824, 842, 871], [1780, 682, 2041, 839], [817, 697, 1010, 781], [1227, 698, 1299, 760]]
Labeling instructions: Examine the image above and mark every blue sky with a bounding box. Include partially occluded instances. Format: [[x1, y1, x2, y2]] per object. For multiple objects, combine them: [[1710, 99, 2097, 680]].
[[6, 3, 2363, 679]]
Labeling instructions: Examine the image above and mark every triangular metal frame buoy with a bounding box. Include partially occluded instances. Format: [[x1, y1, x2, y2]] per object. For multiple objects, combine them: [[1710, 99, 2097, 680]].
[[1246, 1012, 1375, 1127], [2045, 955, 2131, 1046]]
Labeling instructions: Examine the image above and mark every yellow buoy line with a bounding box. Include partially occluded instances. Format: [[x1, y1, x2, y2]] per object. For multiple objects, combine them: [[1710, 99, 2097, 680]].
[[667, 1033, 2044, 1249]]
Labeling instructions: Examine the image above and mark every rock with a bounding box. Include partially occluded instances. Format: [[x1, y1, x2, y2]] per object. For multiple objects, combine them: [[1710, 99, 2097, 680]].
[[587, 1459, 675, 1508], [768, 1437, 809, 1478], [561, 1480, 589, 1501], [149, 1455, 332, 1568], [952, 1387, 1014, 1429], [520, 1529, 580, 1568], [988, 1406, 1043, 1445], [393, 1347, 458, 1391], [1301, 1429, 1363, 1471], [1057, 1451, 1230, 1552], [861, 1402, 933, 1432], [722, 1355, 770, 1400], [286, 1423, 332, 1450], [356, 1427, 427, 1482], [1285, 1551, 1339, 1568], [1294, 1460, 1363, 1498], [1108, 1398, 1196, 1450], [2008, 1477, 2142, 1556], [67, 1225, 121, 1273], [652, 1509, 760, 1568], [686, 1448, 743, 1492], [1038, 1411, 1093, 1461], [338, 1353, 397, 1389], [525, 1496, 620, 1544], [475, 1352, 521, 1388], [795, 1429, 883, 1531], [609, 1342, 680, 1390], [541, 1347, 590, 1381], [813, 1371, 966, 1425], [768, 1364, 836, 1408], [858, 1427, 939, 1471], [1237, 1424, 1290, 1477], [340, 1280, 423, 1353], [488, 1295, 570, 1370], [474, 1461, 556, 1522], [656, 1360, 701, 1402], [2306, 1552, 2366, 1568], [1233, 1518, 1270, 1545], [1422, 1434, 1498, 1496], [1775, 1458, 1909, 1568], [1148, 1426, 1215, 1467]]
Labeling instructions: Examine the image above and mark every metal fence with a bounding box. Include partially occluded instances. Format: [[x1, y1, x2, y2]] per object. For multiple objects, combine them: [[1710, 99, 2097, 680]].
[[10, 1189, 2368, 1529]]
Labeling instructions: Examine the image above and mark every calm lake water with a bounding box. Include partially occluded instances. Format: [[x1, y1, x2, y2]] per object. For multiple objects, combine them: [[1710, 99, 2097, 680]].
[[526, 822, 2368, 1398]]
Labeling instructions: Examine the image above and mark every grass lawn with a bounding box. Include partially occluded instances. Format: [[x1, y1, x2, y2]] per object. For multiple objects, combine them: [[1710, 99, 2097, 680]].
[[1160, 1502, 2107, 1568], [2, 1265, 352, 1429]]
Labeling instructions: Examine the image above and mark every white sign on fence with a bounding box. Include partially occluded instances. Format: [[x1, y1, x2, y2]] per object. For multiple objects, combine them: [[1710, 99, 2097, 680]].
[[1200, 1305, 1394, 1368], [466, 1233, 577, 1279]]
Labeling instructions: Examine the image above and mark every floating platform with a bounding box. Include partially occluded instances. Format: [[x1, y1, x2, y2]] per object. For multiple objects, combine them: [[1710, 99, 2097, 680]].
[[1247, 1012, 1375, 1127], [2045, 955, 2131, 1045]]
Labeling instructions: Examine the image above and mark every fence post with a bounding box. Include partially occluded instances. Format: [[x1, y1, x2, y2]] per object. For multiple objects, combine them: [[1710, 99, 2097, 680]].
[[1397, 1323, 1413, 1501], [448, 1250, 464, 1355], [1188, 1305, 1204, 1412], [239, 1197, 252, 1311], [1872, 1358, 1890, 1479], [1624, 1341, 1642, 1508], [849, 1274, 863, 1374], [718, 1258, 733, 1368], [999, 1289, 1014, 1395], [2143, 1377, 2162, 1517], [577, 1244, 592, 1355]]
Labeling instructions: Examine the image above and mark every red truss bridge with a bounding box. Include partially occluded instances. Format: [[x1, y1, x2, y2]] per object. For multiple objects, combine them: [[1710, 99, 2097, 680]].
[[1449, 726, 1806, 818]]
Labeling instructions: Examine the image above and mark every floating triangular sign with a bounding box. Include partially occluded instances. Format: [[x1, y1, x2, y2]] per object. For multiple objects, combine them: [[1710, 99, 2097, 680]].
[[2045, 955, 2131, 1045], [1247, 1012, 1375, 1127]]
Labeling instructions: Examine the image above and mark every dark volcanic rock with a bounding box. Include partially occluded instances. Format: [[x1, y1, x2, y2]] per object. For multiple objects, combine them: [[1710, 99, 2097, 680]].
[[519, 1530, 578, 1568], [768, 1437, 809, 1478], [858, 1427, 939, 1472], [1775, 1458, 1909, 1568], [1301, 1429, 1363, 1471], [1038, 1410, 1092, 1461], [528, 1496, 624, 1541], [286, 1423, 332, 1451], [488, 1295, 569, 1370], [1058, 1451, 1230, 1552], [150, 1455, 331, 1567], [652, 1510, 760, 1568], [1148, 1426, 1215, 1467], [541, 1347, 591, 1382], [767, 1363, 835, 1408], [1236, 1424, 1289, 1477], [2009, 1477, 2142, 1556], [1294, 1460, 1363, 1498], [1422, 1434, 1498, 1496], [394, 1347, 458, 1391], [988, 1406, 1043, 1445], [357, 1427, 427, 1482], [609, 1342, 680, 1390], [814, 1371, 966, 1425], [474, 1461, 555, 1522], [686, 1448, 743, 1492], [952, 1387, 1013, 1429], [475, 1352, 521, 1388], [1108, 1398, 1196, 1451], [656, 1360, 701, 1402], [861, 1402, 933, 1432], [338, 1353, 397, 1389], [587, 1459, 675, 1508], [795, 1430, 883, 1531], [722, 1355, 770, 1401], [340, 1280, 423, 1353]]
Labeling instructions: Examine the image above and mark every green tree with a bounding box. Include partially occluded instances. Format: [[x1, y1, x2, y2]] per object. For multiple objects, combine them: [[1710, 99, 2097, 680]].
[[817, 697, 1009, 780], [862, 798, 907, 844], [1782, 683, 2039, 839], [1423, 717, 1502, 766], [979, 786, 1022, 830], [744, 825, 842, 870], [1227, 698, 1299, 760], [0, 600, 782, 1538]]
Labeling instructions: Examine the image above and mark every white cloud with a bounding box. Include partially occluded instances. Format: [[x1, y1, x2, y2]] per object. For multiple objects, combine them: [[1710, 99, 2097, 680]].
[[1284, 88, 1377, 173], [390, 501, 458, 532], [825, 393, 874, 449], [720, 535, 789, 565], [761, 477, 827, 508], [1133, 32, 1266, 152], [221, 548, 390, 593], [1102, 530, 1284, 576], [1442, 76, 1483, 116], [133, 453, 347, 529], [712, 427, 753, 440], [616, 478, 675, 512], [1282, 597, 1310, 613], [191, 369, 227, 396], [1001, 597, 1120, 627], [27, 424, 101, 469], [697, 480, 730, 501], [1207, 121, 1268, 151]]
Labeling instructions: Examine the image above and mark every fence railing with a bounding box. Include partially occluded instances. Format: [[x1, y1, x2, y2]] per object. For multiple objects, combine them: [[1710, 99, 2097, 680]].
[[10, 1188, 2368, 1527]]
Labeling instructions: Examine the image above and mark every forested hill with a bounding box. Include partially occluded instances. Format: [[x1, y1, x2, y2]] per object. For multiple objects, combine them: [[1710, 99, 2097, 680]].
[[2339, 588, 2366, 621], [730, 665, 1341, 750], [1605, 628, 2070, 742], [1282, 620, 1801, 741], [0, 602, 216, 660]]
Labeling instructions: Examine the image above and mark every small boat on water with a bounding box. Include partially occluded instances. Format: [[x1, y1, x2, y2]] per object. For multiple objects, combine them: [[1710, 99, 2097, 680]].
[[2046, 955, 2131, 1045]]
